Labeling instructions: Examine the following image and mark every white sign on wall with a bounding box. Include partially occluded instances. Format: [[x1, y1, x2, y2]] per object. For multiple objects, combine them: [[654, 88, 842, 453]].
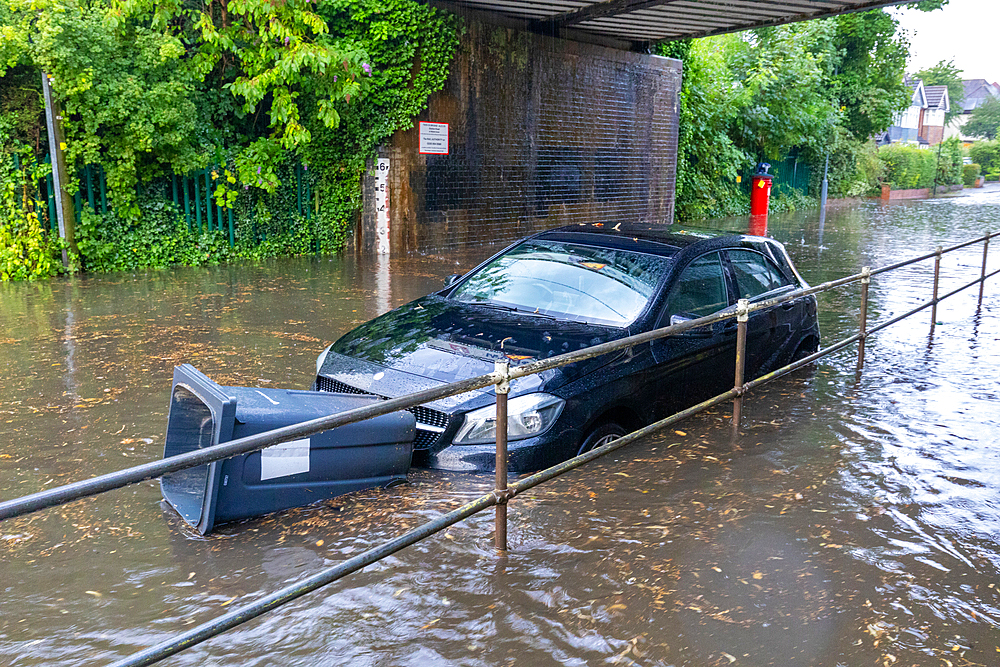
[[374, 158, 390, 255], [419, 122, 449, 155]]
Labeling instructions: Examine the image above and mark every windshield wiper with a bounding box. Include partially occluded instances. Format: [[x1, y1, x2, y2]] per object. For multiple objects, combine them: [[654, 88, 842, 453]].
[[469, 301, 560, 320]]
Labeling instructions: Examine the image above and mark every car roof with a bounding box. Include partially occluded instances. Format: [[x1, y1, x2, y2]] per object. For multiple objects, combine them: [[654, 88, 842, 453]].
[[532, 223, 758, 256]]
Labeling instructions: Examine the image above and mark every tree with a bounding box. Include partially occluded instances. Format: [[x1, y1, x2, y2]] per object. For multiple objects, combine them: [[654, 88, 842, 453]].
[[828, 10, 910, 141], [0, 0, 372, 217], [915, 59, 964, 123], [964, 98, 1000, 140]]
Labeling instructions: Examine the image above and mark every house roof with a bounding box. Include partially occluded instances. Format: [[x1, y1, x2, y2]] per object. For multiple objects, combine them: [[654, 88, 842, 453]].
[[961, 79, 1000, 112], [903, 75, 927, 109], [429, 0, 914, 50], [924, 85, 950, 112]]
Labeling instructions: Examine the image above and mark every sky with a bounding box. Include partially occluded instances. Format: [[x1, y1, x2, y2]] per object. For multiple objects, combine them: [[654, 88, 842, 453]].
[[891, 0, 999, 83]]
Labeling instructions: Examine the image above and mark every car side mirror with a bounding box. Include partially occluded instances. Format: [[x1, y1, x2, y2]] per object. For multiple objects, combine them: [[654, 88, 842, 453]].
[[444, 274, 461, 288]]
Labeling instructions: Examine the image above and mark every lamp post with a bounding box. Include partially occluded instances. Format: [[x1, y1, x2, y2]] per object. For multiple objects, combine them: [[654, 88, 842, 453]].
[[41, 71, 77, 266]]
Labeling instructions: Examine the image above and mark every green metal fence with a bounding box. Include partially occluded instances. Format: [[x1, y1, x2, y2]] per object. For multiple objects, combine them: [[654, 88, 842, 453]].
[[19, 156, 316, 248], [740, 155, 812, 198]]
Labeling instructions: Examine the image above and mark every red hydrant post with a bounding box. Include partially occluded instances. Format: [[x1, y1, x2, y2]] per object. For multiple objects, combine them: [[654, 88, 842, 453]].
[[749, 163, 772, 236]]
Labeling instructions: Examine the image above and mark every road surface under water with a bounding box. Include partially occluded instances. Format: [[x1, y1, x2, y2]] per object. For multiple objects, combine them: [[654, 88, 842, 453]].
[[1, 186, 999, 666]]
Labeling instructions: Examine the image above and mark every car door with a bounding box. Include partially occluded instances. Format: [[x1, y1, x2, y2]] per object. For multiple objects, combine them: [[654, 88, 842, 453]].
[[724, 248, 799, 376], [649, 251, 736, 416]]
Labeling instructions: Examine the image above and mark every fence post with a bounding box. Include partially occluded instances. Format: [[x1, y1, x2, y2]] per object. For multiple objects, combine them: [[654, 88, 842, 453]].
[[85, 165, 95, 211], [194, 176, 202, 232], [731, 299, 749, 429], [99, 166, 108, 214], [494, 361, 510, 552], [205, 169, 214, 231], [980, 232, 990, 305], [857, 266, 870, 372], [184, 175, 192, 231], [931, 245, 942, 328]]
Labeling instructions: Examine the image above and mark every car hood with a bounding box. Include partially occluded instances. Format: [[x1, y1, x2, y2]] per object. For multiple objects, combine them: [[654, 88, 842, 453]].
[[322, 295, 628, 404]]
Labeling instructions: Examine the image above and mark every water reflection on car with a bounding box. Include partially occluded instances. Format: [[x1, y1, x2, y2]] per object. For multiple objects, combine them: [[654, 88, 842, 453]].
[[314, 224, 820, 472]]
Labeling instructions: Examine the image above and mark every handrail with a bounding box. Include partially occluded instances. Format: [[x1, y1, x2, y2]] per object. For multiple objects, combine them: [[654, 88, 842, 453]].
[[2, 229, 995, 667]]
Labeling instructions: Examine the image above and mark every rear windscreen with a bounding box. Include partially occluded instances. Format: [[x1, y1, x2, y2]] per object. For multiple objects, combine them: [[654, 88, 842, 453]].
[[160, 385, 215, 525]]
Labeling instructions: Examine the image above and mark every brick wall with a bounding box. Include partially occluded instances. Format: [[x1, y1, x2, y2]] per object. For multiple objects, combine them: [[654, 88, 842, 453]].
[[358, 21, 681, 255]]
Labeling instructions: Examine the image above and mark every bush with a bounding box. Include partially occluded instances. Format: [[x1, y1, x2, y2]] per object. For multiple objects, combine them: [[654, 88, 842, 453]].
[[963, 163, 980, 187], [968, 140, 1000, 173], [879, 144, 936, 190], [935, 137, 964, 187], [0, 154, 61, 282]]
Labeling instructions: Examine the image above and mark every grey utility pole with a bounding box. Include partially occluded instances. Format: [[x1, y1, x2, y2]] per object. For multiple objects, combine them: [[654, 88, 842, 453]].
[[41, 71, 77, 267]]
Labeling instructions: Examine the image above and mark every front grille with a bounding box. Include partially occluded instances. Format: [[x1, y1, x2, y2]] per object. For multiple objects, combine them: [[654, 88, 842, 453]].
[[315, 374, 451, 451], [316, 376, 372, 396]]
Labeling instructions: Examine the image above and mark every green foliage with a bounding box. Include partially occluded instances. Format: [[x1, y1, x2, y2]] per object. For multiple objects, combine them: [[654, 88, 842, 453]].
[[935, 137, 963, 186], [962, 163, 980, 187], [829, 10, 910, 141], [0, 153, 60, 281], [661, 36, 749, 220], [914, 59, 964, 124], [661, 9, 910, 220], [300, 0, 461, 242], [968, 140, 1000, 173], [0, 0, 459, 276], [2, 0, 203, 219], [0, 65, 43, 149], [808, 129, 883, 198], [964, 98, 1000, 140], [733, 22, 835, 161], [75, 192, 339, 273], [879, 144, 936, 189]]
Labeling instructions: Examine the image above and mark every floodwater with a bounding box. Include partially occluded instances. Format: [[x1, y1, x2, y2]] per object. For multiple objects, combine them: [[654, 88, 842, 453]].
[[2, 186, 999, 667]]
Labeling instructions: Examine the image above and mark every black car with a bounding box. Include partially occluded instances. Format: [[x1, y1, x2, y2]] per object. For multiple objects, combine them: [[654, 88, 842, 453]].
[[314, 224, 819, 472]]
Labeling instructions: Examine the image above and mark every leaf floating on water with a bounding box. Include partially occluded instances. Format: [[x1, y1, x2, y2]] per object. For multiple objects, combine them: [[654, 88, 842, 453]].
[[752, 571, 763, 580], [721, 653, 737, 664], [674, 430, 687, 436], [220, 596, 238, 607], [85, 590, 101, 597]]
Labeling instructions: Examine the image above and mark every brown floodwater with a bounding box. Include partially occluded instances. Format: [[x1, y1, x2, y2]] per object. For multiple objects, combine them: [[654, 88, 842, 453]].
[[2, 186, 999, 666]]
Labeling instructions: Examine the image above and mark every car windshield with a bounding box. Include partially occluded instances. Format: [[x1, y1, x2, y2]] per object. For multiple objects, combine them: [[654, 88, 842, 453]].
[[450, 240, 674, 326]]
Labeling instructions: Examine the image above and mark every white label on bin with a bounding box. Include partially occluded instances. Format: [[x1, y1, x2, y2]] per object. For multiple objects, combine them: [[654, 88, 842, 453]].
[[261, 438, 310, 480]]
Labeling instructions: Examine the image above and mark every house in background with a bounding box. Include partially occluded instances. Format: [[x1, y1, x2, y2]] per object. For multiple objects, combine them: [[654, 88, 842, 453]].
[[919, 85, 950, 145], [880, 76, 927, 145], [945, 79, 1000, 141]]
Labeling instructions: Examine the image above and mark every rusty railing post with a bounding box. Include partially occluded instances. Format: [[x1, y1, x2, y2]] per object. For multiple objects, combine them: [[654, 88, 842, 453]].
[[857, 266, 870, 372], [731, 299, 749, 428], [493, 361, 510, 552], [980, 232, 990, 305], [931, 245, 942, 328]]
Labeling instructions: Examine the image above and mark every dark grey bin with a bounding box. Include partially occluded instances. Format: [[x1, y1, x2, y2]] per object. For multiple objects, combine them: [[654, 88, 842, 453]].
[[161, 364, 415, 534]]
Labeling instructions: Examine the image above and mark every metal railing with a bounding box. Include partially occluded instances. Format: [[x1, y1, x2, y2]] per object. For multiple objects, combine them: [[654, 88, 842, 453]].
[[1, 230, 996, 667]]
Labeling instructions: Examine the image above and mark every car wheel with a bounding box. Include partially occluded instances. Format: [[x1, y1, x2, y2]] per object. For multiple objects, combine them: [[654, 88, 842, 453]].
[[792, 338, 818, 362], [577, 422, 627, 456]]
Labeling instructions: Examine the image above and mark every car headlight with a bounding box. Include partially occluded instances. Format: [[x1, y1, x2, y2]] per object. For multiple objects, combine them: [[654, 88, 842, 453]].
[[453, 393, 565, 445], [316, 343, 333, 374]]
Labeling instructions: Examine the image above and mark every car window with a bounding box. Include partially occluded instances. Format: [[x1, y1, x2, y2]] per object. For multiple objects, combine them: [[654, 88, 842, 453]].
[[665, 252, 728, 319], [728, 249, 792, 299], [449, 240, 673, 327]]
